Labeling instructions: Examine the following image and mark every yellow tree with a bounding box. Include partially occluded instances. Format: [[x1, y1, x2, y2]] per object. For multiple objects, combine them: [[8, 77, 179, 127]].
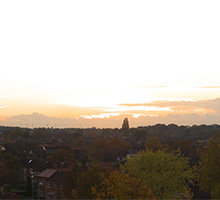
[[92, 170, 155, 199], [121, 149, 194, 199]]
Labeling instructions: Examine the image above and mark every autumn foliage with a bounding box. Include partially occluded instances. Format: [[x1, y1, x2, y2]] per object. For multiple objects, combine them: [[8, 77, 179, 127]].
[[121, 149, 194, 199], [197, 135, 220, 199]]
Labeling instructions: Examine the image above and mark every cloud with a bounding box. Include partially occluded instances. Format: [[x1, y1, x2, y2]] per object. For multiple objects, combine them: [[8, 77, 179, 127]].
[[1, 98, 220, 128], [195, 86, 220, 89], [119, 98, 220, 114], [103, 106, 171, 112], [81, 113, 120, 119], [0, 105, 7, 109], [140, 86, 170, 88], [2, 113, 80, 128]]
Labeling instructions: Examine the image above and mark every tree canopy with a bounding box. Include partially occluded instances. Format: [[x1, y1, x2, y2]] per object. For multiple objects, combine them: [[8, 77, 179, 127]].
[[87, 137, 130, 162], [197, 135, 220, 199], [92, 170, 155, 199], [49, 149, 75, 163], [121, 149, 194, 199], [0, 152, 23, 186]]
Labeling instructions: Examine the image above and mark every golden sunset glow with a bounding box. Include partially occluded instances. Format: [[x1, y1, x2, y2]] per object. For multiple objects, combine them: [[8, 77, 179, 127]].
[[1, 0, 220, 128]]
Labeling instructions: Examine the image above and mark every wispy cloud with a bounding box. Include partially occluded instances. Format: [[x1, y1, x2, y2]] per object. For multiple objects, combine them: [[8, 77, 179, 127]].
[[140, 86, 170, 88], [193, 86, 220, 89], [81, 113, 120, 119], [0, 105, 7, 109], [103, 106, 171, 112], [81, 112, 157, 120], [119, 98, 220, 115]]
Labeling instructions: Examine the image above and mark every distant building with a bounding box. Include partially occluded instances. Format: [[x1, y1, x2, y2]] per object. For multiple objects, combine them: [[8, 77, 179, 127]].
[[36, 169, 64, 200]]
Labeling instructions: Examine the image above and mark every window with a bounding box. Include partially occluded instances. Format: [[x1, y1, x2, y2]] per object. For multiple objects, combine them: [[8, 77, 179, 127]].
[[29, 168, 33, 173], [39, 181, 43, 186]]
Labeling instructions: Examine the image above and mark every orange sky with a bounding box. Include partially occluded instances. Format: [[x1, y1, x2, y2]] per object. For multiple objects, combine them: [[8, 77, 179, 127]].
[[1, 0, 220, 128]]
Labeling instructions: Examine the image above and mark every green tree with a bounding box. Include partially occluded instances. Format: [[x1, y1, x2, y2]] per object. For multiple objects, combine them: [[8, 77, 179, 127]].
[[0, 152, 23, 186], [0, 151, 22, 171], [121, 149, 194, 199], [197, 135, 220, 199]]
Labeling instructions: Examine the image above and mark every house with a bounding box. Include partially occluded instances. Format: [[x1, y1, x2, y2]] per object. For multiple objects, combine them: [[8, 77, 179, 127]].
[[22, 159, 70, 182], [126, 149, 138, 159], [1, 143, 45, 160], [35, 169, 64, 200]]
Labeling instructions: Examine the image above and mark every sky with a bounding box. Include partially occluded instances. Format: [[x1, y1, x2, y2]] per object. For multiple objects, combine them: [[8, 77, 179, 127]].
[[0, 0, 220, 128]]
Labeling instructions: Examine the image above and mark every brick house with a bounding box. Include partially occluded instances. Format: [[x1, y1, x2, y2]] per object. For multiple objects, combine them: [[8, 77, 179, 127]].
[[36, 169, 64, 200]]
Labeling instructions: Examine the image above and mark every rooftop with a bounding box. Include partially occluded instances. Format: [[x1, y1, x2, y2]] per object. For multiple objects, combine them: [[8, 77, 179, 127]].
[[36, 168, 57, 178]]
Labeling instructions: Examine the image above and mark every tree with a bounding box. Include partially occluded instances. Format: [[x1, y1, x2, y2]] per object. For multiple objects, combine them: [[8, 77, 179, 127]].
[[72, 132, 85, 147], [0, 151, 22, 172], [60, 164, 106, 199], [87, 137, 131, 162], [33, 128, 50, 139], [122, 117, 129, 130], [105, 137, 131, 161], [7, 128, 25, 142], [197, 135, 220, 199], [87, 137, 109, 162], [92, 170, 155, 199], [77, 164, 107, 199], [121, 149, 194, 199], [174, 139, 195, 157], [145, 137, 164, 151], [61, 163, 83, 199], [0, 152, 23, 186], [49, 149, 75, 163]]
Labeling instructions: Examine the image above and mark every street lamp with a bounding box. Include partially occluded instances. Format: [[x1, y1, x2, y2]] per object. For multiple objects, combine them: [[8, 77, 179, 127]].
[[31, 174, 34, 199]]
